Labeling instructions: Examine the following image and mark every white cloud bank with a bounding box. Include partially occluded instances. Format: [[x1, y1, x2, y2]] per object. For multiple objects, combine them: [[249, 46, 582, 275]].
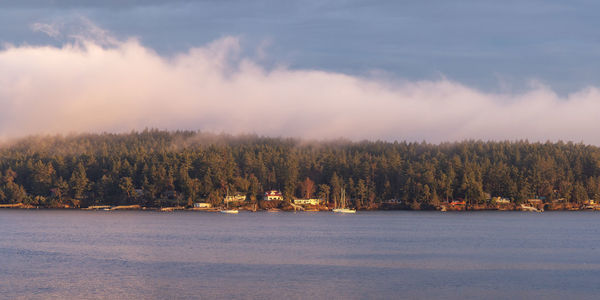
[[1, 31, 600, 143]]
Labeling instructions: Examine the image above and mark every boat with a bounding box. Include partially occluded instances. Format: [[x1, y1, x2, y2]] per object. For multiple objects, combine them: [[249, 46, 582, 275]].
[[220, 187, 239, 214], [520, 204, 543, 212], [332, 188, 356, 213], [332, 208, 356, 213]]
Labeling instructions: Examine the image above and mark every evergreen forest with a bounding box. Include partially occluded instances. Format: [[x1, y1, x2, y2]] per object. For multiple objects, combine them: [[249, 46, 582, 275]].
[[1, 130, 599, 209]]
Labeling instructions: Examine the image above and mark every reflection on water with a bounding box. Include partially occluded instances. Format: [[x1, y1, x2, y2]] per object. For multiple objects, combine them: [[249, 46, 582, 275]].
[[1, 210, 600, 299]]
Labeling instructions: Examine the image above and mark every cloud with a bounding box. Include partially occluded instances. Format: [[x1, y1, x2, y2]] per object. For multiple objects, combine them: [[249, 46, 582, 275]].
[[66, 17, 120, 47], [1, 27, 600, 144], [29, 17, 119, 46], [30, 22, 61, 38]]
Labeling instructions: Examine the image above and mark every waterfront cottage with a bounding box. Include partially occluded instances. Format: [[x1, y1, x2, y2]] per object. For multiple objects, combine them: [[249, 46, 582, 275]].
[[224, 194, 247, 203], [194, 202, 212, 208], [527, 199, 543, 205], [492, 197, 510, 204], [293, 199, 321, 205], [264, 190, 283, 201]]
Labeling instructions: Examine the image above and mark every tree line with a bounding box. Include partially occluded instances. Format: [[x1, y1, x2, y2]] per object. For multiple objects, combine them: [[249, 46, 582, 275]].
[[1, 130, 599, 208]]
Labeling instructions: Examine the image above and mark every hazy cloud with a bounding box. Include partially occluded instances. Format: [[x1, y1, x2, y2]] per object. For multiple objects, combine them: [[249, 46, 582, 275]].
[[65, 17, 120, 47], [29, 17, 119, 47], [30, 22, 62, 38], [1, 30, 600, 144]]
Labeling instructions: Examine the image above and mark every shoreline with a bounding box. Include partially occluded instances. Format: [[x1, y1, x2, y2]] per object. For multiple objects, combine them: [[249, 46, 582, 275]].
[[0, 203, 597, 212]]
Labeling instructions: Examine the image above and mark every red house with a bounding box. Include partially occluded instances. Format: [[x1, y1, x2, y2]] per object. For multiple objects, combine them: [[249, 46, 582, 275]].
[[264, 190, 283, 201]]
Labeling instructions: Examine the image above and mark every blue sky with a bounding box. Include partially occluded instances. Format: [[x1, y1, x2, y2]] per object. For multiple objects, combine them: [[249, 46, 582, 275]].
[[2, 0, 599, 94]]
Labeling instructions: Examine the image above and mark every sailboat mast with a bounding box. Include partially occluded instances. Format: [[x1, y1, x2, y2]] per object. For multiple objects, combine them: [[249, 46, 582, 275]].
[[225, 186, 229, 209]]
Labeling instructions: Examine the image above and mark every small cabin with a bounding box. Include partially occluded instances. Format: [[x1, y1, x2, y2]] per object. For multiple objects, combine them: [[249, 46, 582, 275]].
[[194, 202, 212, 208], [492, 197, 510, 204], [224, 194, 247, 203], [294, 199, 321, 205]]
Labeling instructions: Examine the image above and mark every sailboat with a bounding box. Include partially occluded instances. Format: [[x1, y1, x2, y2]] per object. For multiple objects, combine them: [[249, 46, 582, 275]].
[[220, 188, 239, 214], [332, 188, 356, 213]]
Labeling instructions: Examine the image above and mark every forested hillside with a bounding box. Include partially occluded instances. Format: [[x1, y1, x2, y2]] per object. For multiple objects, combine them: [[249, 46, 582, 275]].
[[1, 130, 599, 208]]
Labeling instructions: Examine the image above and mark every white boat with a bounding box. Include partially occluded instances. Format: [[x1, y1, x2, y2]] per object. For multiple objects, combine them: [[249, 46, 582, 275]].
[[220, 187, 239, 214], [332, 188, 356, 213], [332, 208, 356, 213], [520, 204, 543, 212]]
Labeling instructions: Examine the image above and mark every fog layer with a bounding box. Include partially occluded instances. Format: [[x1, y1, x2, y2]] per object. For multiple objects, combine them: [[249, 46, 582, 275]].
[[1, 33, 599, 143]]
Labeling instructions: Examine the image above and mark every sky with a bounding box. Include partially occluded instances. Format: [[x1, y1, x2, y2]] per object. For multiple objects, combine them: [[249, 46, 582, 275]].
[[1, 1, 600, 143]]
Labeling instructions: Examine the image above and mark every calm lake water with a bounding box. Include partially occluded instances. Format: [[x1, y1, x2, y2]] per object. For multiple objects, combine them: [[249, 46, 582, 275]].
[[1, 210, 600, 299]]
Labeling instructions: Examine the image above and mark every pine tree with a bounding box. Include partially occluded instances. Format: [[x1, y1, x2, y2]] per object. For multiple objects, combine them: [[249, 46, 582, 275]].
[[69, 163, 89, 201]]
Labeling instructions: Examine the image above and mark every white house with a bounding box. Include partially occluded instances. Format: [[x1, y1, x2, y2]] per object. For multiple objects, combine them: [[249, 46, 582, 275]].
[[224, 194, 247, 203], [194, 202, 212, 208], [492, 197, 511, 204], [264, 190, 283, 201], [293, 199, 321, 205]]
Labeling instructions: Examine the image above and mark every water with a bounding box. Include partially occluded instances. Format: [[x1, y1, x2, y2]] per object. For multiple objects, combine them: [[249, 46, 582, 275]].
[[1, 210, 600, 299]]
